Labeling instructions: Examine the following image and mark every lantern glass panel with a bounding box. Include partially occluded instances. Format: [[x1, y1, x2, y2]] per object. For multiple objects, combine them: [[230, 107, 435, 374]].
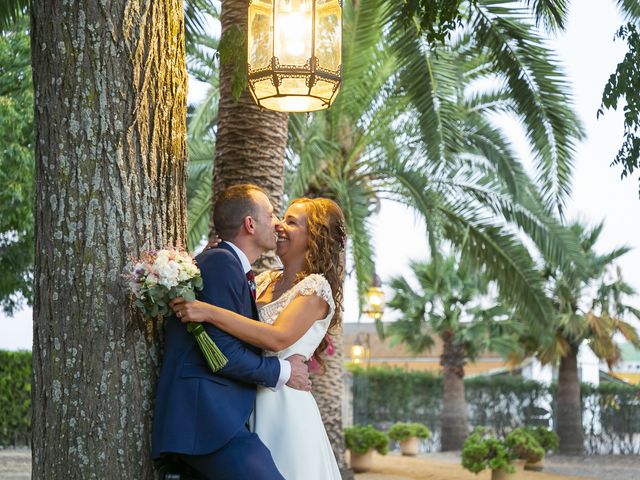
[[279, 76, 310, 95], [253, 78, 278, 98], [262, 95, 325, 112], [315, 1, 341, 72], [311, 79, 337, 100], [248, 0, 273, 71], [274, 0, 313, 66]]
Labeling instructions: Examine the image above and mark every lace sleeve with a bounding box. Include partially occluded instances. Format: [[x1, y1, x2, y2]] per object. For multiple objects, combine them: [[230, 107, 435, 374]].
[[255, 270, 276, 292], [296, 274, 335, 318]]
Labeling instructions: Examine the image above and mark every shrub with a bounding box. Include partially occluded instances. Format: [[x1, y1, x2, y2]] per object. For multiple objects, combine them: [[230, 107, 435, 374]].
[[0, 350, 31, 447], [461, 428, 513, 474], [388, 422, 431, 441], [525, 426, 559, 453], [505, 428, 544, 463], [344, 425, 389, 455]]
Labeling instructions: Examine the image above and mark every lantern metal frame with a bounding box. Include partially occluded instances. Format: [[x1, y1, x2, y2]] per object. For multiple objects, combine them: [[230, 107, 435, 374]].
[[247, 0, 342, 112]]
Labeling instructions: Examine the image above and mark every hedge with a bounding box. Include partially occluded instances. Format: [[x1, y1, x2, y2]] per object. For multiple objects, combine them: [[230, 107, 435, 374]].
[[351, 366, 640, 454], [0, 350, 31, 446]]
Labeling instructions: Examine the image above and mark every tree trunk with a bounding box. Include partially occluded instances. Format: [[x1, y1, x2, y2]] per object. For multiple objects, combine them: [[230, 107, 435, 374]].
[[31, 1, 187, 478], [556, 343, 584, 455], [440, 331, 468, 451], [312, 315, 351, 479], [212, 0, 288, 271]]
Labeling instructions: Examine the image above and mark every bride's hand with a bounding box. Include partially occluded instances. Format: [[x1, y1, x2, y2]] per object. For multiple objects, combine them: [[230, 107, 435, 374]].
[[169, 297, 211, 323], [205, 235, 222, 250]]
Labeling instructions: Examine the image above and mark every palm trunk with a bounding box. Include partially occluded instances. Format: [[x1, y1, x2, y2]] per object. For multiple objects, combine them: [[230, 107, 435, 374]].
[[311, 316, 350, 478], [440, 331, 468, 451], [556, 343, 584, 455], [31, 1, 187, 478], [212, 0, 288, 271]]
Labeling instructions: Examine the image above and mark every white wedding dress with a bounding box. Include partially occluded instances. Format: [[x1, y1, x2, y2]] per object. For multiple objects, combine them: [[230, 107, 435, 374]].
[[251, 271, 341, 480]]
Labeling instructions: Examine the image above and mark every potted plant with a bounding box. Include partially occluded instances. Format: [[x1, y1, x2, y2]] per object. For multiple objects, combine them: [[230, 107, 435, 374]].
[[523, 426, 559, 471], [505, 428, 545, 474], [461, 428, 515, 480], [344, 425, 389, 473], [388, 422, 431, 456]]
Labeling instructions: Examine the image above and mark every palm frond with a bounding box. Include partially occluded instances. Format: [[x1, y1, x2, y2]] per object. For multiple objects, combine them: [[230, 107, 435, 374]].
[[614, 0, 640, 21], [525, 0, 570, 32], [470, 0, 584, 214]]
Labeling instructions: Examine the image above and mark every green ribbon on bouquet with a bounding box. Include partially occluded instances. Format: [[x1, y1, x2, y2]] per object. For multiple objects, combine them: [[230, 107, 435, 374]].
[[187, 323, 229, 372]]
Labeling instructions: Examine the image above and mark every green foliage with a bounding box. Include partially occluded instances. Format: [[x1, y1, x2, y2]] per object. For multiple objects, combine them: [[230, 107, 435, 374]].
[[599, 22, 640, 196], [344, 424, 389, 455], [386, 256, 523, 362], [524, 426, 559, 452], [0, 350, 31, 446], [0, 17, 34, 314], [351, 366, 443, 428], [530, 221, 640, 367], [461, 427, 514, 474], [352, 367, 640, 454], [388, 422, 431, 441], [400, 0, 475, 45], [505, 427, 544, 462], [218, 24, 247, 101], [0, 0, 28, 33], [288, 0, 585, 324]]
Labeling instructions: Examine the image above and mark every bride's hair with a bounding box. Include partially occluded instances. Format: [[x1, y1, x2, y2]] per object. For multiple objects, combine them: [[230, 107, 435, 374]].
[[289, 197, 346, 371]]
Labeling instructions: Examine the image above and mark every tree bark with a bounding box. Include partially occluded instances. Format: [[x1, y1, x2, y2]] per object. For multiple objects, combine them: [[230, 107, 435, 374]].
[[440, 331, 468, 451], [311, 315, 351, 478], [556, 343, 584, 455], [31, 1, 187, 478], [212, 0, 288, 271]]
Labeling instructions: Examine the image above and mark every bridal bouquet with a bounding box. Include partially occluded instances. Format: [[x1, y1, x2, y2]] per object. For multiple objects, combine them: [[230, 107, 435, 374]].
[[124, 247, 228, 372]]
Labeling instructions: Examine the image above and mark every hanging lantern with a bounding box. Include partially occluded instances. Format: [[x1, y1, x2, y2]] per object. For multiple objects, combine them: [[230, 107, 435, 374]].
[[247, 0, 342, 112], [350, 333, 370, 367]]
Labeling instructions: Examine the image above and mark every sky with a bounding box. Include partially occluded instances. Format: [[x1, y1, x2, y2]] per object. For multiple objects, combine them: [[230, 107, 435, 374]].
[[1, 2, 638, 350]]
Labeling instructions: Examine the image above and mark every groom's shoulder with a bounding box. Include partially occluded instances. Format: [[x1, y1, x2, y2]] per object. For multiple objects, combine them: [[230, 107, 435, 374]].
[[196, 248, 243, 277]]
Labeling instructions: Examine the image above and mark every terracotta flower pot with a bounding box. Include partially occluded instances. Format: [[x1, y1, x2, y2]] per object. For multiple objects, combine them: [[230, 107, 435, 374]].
[[525, 457, 545, 471], [491, 459, 527, 480], [349, 449, 374, 473], [399, 437, 420, 456]]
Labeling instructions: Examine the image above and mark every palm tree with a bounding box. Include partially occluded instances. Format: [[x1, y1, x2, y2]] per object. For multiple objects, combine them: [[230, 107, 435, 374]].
[[387, 256, 521, 450], [524, 221, 640, 454], [287, 0, 585, 324], [284, 0, 588, 466], [211, 0, 290, 271]]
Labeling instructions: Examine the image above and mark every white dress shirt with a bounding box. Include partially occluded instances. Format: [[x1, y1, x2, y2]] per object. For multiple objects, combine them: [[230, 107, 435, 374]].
[[223, 241, 291, 390]]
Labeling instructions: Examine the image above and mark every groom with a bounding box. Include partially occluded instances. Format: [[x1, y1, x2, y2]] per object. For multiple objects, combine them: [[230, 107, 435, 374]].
[[152, 184, 310, 479]]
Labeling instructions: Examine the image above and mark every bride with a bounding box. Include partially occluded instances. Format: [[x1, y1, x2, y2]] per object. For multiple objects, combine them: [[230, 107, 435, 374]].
[[170, 197, 345, 480]]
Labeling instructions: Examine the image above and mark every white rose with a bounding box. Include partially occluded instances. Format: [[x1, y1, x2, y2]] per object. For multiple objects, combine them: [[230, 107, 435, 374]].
[[156, 261, 180, 288]]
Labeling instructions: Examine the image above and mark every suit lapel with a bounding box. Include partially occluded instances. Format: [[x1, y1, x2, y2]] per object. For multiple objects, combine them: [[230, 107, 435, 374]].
[[218, 242, 259, 320]]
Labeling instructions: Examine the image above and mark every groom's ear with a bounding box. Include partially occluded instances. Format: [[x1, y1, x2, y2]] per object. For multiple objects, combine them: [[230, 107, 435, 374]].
[[242, 215, 256, 235]]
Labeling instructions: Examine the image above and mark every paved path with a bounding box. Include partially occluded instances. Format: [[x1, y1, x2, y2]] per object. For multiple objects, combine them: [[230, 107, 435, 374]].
[[354, 452, 587, 480], [0, 449, 30, 480], [2, 448, 639, 480]]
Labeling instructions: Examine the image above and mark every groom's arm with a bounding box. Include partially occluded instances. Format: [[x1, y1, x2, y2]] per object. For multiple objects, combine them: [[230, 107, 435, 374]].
[[194, 252, 291, 388]]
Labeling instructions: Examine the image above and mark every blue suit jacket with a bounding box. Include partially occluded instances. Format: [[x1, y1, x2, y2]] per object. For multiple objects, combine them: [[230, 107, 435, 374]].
[[151, 243, 281, 458]]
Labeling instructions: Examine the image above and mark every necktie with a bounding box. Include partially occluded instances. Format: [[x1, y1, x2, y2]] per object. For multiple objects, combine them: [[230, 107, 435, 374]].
[[246, 270, 256, 300]]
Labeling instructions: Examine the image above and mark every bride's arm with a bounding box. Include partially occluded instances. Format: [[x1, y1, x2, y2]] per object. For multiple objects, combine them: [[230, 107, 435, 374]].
[[170, 296, 329, 351]]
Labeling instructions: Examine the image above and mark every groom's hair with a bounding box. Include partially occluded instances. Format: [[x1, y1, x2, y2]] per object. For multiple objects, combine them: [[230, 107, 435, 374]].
[[214, 183, 266, 240]]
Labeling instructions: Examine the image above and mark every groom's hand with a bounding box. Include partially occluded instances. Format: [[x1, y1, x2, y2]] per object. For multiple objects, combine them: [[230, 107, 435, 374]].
[[285, 354, 311, 391]]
